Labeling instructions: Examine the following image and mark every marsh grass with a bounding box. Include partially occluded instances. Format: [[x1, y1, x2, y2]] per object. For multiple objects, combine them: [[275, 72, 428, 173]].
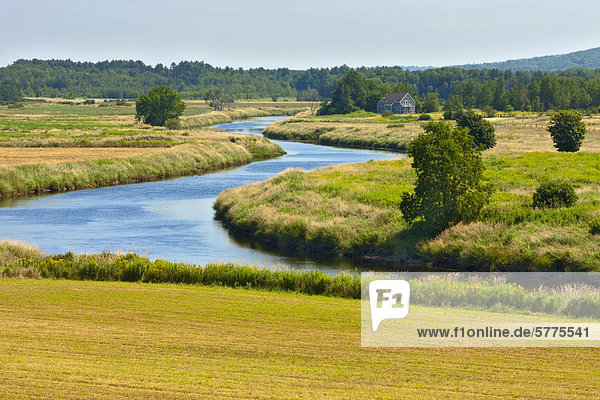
[[181, 106, 304, 128], [215, 154, 600, 271], [0, 139, 284, 198], [2, 240, 598, 319], [264, 112, 600, 153], [0, 241, 360, 299], [0, 102, 286, 198]]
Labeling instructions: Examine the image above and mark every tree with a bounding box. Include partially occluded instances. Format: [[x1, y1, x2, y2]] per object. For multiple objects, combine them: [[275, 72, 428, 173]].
[[399, 121, 490, 233], [456, 110, 496, 149], [442, 94, 463, 120], [135, 86, 185, 126], [547, 110, 586, 152], [422, 92, 439, 113], [203, 88, 233, 111], [0, 81, 22, 104]]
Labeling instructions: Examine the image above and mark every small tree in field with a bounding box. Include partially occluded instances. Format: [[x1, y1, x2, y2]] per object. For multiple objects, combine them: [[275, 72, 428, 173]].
[[400, 121, 490, 233], [547, 110, 586, 152], [456, 110, 496, 149], [135, 86, 185, 126]]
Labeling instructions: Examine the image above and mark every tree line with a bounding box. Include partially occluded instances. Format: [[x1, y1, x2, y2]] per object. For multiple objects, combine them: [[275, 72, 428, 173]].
[[3, 59, 600, 112]]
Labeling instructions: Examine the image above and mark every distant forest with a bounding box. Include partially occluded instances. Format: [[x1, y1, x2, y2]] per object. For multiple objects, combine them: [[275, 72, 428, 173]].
[[457, 47, 600, 72], [3, 59, 600, 111]]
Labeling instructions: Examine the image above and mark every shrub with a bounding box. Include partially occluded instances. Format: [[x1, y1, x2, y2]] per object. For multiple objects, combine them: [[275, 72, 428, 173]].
[[589, 216, 600, 235], [164, 118, 182, 130], [418, 113, 432, 121], [482, 105, 497, 118], [6, 103, 24, 109], [381, 110, 393, 118], [83, 99, 95, 105], [532, 180, 577, 209], [547, 111, 586, 152], [456, 110, 496, 149]]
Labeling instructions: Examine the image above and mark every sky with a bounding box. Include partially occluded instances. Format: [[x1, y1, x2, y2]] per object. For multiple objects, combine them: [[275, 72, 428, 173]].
[[1, 0, 599, 69]]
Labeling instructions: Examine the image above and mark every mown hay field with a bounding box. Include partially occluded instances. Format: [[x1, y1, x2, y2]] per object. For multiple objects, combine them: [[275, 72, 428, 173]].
[[1, 278, 598, 399]]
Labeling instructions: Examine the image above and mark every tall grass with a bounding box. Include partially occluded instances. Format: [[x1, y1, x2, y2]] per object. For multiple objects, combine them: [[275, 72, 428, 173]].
[[215, 154, 600, 271], [181, 107, 304, 128], [0, 139, 284, 199], [2, 241, 598, 319], [0, 241, 360, 299]]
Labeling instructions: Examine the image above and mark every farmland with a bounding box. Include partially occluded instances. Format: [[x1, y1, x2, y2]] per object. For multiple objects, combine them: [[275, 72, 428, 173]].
[[1, 278, 598, 399]]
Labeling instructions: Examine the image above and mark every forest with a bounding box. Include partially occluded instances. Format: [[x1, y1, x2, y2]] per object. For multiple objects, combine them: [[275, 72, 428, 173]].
[[3, 59, 600, 111]]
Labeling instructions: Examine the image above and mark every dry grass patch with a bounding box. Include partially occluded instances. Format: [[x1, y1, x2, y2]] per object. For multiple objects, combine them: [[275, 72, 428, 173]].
[[0, 147, 168, 166]]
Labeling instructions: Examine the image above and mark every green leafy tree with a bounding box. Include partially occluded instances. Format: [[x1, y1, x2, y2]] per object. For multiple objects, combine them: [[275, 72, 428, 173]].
[[547, 110, 586, 152], [442, 94, 464, 120], [0, 81, 22, 104], [456, 110, 496, 149], [400, 121, 490, 233], [135, 86, 186, 126], [422, 92, 440, 113]]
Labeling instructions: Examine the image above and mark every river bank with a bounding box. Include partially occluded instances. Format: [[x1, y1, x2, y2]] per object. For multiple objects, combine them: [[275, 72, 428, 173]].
[[181, 106, 305, 128], [0, 102, 286, 199], [214, 153, 600, 272]]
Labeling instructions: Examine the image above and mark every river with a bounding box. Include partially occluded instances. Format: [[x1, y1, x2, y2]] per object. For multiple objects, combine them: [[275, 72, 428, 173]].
[[0, 116, 403, 274]]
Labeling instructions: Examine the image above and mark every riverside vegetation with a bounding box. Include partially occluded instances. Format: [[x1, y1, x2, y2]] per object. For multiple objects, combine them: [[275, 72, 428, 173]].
[[0, 100, 303, 198], [217, 111, 600, 272], [2, 240, 598, 319]]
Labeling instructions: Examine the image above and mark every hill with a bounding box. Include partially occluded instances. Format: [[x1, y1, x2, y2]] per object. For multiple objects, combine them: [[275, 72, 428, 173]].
[[457, 47, 600, 71]]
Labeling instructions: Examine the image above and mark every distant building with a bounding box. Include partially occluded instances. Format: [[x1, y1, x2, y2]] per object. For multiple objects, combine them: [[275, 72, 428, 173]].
[[377, 93, 416, 114]]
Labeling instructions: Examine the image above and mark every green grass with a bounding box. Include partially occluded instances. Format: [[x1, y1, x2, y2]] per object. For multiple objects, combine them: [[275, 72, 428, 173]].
[[214, 153, 600, 271], [0, 278, 598, 399]]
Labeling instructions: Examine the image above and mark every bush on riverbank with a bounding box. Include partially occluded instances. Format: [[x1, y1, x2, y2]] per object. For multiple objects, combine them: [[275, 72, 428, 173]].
[[214, 153, 600, 272]]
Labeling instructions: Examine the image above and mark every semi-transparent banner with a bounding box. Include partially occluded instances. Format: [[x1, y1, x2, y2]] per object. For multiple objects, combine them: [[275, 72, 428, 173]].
[[361, 272, 600, 347]]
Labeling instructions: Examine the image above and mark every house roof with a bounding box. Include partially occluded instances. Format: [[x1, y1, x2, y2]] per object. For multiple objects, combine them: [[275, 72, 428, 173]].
[[380, 92, 411, 105]]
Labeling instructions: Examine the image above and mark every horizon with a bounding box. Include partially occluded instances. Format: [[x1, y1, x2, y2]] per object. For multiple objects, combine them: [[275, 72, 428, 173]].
[[2, 45, 598, 71]]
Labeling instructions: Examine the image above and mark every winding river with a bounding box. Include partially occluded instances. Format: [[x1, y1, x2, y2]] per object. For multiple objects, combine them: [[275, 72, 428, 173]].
[[0, 116, 402, 274]]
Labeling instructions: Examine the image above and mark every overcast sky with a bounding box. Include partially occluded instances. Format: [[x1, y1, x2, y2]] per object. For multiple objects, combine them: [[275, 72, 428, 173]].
[[1, 0, 599, 69]]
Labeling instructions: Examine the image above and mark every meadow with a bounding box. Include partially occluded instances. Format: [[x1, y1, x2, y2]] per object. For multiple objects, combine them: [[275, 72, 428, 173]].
[[0, 101, 292, 198], [1, 277, 598, 399], [264, 111, 600, 152], [214, 152, 600, 271]]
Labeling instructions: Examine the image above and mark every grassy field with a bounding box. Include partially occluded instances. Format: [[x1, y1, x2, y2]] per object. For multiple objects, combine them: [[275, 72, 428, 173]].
[[0, 101, 288, 198], [264, 111, 600, 153], [0, 278, 598, 399], [214, 152, 600, 271]]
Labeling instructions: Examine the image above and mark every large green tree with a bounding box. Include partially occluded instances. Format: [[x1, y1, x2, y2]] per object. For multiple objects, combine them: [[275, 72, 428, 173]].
[[456, 110, 496, 149], [547, 110, 586, 152], [399, 121, 490, 233], [135, 86, 186, 126]]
